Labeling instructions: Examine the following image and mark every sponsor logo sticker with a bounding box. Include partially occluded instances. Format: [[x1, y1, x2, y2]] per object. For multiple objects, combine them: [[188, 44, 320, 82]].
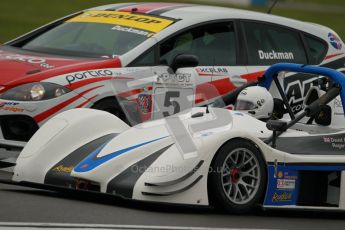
[[0, 107, 24, 113], [0, 53, 54, 69], [258, 50, 294, 60], [111, 25, 155, 38], [281, 171, 298, 180], [323, 136, 345, 150], [265, 166, 299, 206], [277, 179, 295, 190], [65, 69, 114, 84], [156, 73, 192, 86], [328, 32, 342, 50], [138, 94, 152, 113], [0, 102, 20, 107], [67, 11, 174, 33], [52, 165, 74, 173], [0, 102, 24, 112], [196, 67, 229, 76], [272, 192, 292, 202], [284, 76, 317, 113]]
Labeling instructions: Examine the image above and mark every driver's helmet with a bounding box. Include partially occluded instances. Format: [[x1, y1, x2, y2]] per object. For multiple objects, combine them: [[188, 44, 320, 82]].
[[235, 86, 274, 119]]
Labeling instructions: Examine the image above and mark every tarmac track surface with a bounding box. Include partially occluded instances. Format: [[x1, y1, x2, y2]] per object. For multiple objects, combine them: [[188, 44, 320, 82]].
[[1, 180, 345, 230]]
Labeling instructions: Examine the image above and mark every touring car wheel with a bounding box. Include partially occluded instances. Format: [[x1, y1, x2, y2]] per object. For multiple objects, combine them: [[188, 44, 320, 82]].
[[209, 139, 266, 214], [92, 98, 128, 123]]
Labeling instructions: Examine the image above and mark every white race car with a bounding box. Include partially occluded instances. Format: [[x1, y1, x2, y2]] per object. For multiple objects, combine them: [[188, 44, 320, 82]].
[[6, 63, 345, 213], [0, 2, 344, 155]]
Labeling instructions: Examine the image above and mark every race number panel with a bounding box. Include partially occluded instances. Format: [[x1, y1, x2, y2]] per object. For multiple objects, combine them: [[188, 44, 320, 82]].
[[153, 87, 194, 119]]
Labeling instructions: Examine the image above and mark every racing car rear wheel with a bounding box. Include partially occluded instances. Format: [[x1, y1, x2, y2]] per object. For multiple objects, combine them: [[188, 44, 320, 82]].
[[209, 139, 266, 213]]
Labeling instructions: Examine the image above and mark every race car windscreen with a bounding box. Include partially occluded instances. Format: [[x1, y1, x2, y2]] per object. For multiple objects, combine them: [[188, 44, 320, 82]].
[[21, 11, 175, 58]]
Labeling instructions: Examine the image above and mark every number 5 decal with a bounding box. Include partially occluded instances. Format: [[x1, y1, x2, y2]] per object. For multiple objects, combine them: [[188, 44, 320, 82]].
[[163, 91, 181, 117], [153, 87, 194, 120]]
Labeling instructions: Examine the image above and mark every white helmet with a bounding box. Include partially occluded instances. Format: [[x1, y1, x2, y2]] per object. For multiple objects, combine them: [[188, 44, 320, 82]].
[[235, 86, 274, 119]]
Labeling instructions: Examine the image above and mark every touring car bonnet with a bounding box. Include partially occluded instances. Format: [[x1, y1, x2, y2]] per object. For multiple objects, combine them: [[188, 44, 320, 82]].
[[259, 63, 345, 115]]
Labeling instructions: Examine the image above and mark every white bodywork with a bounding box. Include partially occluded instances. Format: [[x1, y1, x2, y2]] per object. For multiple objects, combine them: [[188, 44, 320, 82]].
[[13, 105, 345, 209]]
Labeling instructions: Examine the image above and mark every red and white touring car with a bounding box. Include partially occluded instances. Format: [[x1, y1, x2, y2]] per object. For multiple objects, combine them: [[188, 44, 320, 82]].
[[0, 2, 344, 154]]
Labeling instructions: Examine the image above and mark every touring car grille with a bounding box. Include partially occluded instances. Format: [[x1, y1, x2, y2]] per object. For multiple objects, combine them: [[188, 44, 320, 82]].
[[0, 115, 39, 142]]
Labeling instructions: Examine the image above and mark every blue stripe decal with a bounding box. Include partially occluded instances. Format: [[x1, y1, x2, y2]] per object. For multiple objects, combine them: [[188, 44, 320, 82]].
[[74, 136, 169, 173]]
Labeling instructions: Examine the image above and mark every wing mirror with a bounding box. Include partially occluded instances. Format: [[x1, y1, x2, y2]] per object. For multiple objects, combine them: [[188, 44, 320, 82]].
[[315, 105, 332, 126], [266, 120, 288, 132], [170, 54, 199, 72], [266, 119, 288, 148]]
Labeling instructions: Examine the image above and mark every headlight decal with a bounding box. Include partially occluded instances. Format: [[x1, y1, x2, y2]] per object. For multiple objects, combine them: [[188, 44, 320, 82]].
[[33, 85, 103, 123], [0, 82, 71, 101]]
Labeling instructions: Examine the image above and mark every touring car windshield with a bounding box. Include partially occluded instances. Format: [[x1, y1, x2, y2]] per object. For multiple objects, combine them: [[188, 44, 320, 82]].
[[21, 11, 175, 58]]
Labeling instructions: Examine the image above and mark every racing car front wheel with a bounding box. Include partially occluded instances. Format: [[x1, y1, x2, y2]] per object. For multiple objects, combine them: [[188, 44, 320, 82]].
[[209, 139, 266, 213]]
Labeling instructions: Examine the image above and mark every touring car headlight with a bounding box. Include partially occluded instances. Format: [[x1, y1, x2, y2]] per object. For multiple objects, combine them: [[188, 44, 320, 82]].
[[0, 82, 70, 101], [30, 84, 45, 100]]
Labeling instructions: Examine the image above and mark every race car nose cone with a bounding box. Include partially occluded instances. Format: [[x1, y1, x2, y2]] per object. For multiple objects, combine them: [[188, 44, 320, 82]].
[[230, 168, 240, 184]]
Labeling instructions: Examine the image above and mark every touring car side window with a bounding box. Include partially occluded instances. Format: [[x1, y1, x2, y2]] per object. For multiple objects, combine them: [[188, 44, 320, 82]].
[[243, 22, 307, 65], [159, 22, 236, 66], [304, 35, 328, 65], [130, 48, 156, 66]]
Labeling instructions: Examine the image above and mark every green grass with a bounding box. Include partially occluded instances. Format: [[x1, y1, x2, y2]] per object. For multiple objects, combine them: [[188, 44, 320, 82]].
[[0, 0, 344, 43], [0, 0, 126, 43], [245, 6, 345, 40], [271, 8, 345, 40], [289, 0, 345, 7]]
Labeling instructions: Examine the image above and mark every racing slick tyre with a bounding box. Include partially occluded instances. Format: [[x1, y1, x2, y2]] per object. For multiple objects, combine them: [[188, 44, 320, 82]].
[[209, 139, 267, 214], [92, 98, 128, 123]]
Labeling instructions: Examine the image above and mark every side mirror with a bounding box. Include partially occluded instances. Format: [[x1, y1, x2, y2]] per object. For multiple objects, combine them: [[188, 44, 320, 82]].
[[266, 119, 288, 148], [315, 105, 332, 126], [170, 54, 199, 72], [266, 120, 288, 132]]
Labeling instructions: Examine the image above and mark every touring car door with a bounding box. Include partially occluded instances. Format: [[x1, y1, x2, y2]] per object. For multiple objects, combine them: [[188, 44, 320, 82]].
[[151, 21, 248, 119], [242, 21, 320, 113]]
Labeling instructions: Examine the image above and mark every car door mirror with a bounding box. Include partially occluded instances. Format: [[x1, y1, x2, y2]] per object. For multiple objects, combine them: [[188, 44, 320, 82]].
[[315, 105, 332, 126], [266, 119, 288, 132], [170, 54, 199, 72]]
